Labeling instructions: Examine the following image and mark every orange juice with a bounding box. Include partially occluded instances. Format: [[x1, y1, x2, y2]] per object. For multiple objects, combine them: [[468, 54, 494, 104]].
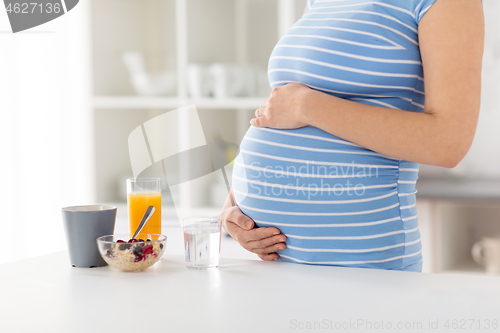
[[128, 191, 161, 239]]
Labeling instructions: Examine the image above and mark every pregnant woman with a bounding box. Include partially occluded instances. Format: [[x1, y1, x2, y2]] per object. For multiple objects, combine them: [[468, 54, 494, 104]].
[[222, 0, 484, 271]]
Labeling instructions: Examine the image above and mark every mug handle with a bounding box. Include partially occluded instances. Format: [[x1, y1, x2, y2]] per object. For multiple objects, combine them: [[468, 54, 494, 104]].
[[471, 240, 486, 267]]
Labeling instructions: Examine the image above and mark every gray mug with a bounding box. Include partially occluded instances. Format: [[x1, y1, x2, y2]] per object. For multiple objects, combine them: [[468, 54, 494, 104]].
[[62, 205, 117, 267]]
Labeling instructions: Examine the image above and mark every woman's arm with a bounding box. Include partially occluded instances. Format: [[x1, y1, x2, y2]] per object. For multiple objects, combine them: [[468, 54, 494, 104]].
[[221, 189, 287, 261], [250, 0, 484, 168]]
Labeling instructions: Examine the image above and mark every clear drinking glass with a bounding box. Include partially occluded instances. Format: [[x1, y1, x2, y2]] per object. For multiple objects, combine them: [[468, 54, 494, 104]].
[[127, 178, 161, 239], [182, 217, 222, 269]]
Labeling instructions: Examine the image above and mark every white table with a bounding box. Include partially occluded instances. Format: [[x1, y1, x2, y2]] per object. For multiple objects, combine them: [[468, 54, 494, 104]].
[[1, 252, 499, 333]]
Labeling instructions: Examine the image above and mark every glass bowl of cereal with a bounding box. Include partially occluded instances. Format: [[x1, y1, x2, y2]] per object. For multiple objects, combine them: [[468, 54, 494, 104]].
[[97, 234, 167, 272]]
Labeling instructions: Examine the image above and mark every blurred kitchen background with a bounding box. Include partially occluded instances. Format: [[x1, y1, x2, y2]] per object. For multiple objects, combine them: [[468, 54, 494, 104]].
[[1, 0, 499, 275]]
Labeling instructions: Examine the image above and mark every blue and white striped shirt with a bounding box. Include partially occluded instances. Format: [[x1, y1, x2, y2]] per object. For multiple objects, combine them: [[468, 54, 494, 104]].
[[233, 0, 438, 271]]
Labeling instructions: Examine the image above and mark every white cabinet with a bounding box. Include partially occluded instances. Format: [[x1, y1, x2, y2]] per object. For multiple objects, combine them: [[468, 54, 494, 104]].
[[90, 0, 307, 205]]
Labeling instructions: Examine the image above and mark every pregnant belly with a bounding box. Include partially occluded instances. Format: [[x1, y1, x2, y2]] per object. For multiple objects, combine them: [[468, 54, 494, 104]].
[[232, 125, 422, 270]]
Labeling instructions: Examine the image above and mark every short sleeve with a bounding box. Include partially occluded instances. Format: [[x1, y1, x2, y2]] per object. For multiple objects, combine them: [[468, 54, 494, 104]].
[[413, 0, 438, 24]]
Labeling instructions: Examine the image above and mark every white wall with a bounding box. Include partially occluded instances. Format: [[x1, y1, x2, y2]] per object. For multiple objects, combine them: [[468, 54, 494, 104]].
[[90, 0, 284, 203], [0, 3, 93, 264]]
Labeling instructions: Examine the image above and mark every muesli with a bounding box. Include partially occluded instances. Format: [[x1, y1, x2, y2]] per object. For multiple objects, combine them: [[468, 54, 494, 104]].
[[102, 239, 165, 272]]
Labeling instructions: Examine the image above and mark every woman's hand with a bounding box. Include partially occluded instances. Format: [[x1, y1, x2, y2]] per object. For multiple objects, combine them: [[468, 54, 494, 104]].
[[221, 205, 287, 261], [250, 83, 311, 129]]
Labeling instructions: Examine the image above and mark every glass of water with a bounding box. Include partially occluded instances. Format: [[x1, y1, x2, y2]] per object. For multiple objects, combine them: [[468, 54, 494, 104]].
[[182, 217, 221, 269]]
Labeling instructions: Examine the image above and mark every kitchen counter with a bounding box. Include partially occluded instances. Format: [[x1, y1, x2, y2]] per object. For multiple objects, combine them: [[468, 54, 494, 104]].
[[1, 252, 500, 333], [416, 178, 500, 201]]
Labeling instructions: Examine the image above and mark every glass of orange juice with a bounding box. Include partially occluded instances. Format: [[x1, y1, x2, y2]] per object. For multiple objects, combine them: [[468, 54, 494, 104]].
[[127, 178, 161, 240]]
